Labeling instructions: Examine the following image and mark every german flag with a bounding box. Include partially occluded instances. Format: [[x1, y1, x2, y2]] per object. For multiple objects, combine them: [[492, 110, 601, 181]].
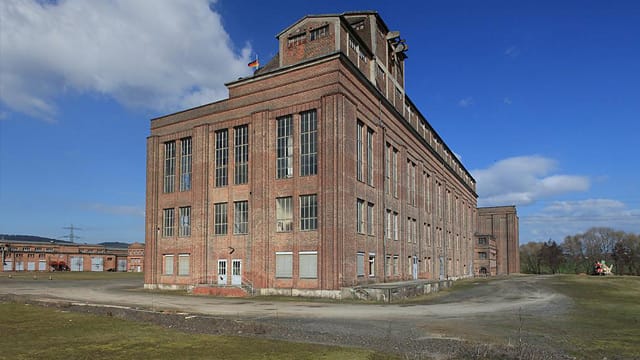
[[248, 59, 259, 68]]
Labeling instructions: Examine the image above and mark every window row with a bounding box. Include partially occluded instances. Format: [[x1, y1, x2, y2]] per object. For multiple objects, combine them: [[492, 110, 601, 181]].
[[162, 206, 191, 237], [286, 25, 329, 47], [275, 251, 317, 279], [276, 195, 318, 232], [356, 252, 376, 277], [356, 121, 374, 186], [276, 110, 318, 179], [215, 125, 249, 187], [162, 254, 190, 276], [356, 199, 375, 235]]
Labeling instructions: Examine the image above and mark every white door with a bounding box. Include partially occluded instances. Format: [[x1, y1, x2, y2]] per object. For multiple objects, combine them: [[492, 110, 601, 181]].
[[217, 260, 227, 285], [15, 261, 24, 271], [70, 257, 83, 271], [412, 256, 418, 280], [27, 262, 36, 271], [117, 259, 127, 272], [38, 260, 47, 271], [231, 259, 242, 285], [4, 260, 13, 271], [91, 257, 103, 272]]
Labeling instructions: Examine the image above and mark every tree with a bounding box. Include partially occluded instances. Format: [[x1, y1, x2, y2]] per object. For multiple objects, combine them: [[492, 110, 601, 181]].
[[520, 242, 543, 274], [539, 240, 564, 274]]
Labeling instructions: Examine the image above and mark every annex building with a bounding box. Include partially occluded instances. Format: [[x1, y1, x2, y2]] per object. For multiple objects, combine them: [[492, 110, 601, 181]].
[[475, 206, 520, 276], [145, 11, 480, 296]]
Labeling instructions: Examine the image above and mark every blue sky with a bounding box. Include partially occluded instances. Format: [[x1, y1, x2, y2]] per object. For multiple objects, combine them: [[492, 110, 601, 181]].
[[1, 0, 639, 244]]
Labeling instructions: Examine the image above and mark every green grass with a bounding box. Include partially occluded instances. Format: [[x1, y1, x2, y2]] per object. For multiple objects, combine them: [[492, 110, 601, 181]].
[[0, 302, 392, 360], [542, 275, 640, 359]]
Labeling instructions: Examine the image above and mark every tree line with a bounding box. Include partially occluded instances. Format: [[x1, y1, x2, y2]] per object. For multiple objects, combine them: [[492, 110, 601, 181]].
[[520, 227, 640, 275]]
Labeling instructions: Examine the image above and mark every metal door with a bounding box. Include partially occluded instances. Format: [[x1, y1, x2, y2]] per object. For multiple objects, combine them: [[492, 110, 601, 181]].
[[217, 260, 227, 285], [91, 257, 103, 272], [231, 259, 241, 285], [412, 256, 418, 280], [117, 259, 127, 272], [70, 257, 83, 271]]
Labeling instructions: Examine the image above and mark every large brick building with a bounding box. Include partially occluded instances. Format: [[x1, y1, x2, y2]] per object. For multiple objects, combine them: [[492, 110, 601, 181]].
[[145, 11, 479, 296], [475, 206, 519, 276]]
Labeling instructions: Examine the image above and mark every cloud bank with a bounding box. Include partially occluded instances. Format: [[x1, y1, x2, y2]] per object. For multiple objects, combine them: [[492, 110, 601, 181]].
[[472, 155, 589, 207], [0, 0, 253, 121]]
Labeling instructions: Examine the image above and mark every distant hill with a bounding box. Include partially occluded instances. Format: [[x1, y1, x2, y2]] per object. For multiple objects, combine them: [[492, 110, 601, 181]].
[[0, 234, 72, 244], [1, 234, 131, 247]]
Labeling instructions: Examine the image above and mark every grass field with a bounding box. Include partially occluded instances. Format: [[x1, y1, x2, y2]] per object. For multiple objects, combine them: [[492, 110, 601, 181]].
[[0, 302, 392, 360]]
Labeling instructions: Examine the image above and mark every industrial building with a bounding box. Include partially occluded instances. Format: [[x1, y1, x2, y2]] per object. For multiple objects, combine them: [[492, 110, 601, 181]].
[[145, 11, 482, 297], [475, 206, 520, 276]]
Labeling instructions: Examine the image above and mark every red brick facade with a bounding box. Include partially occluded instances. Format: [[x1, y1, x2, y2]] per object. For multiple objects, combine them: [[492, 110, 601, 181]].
[[475, 206, 520, 275], [145, 12, 479, 295]]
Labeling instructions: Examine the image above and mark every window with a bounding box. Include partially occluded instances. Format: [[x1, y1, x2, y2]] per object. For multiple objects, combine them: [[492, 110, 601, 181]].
[[276, 115, 293, 179], [356, 252, 365, 276], [287, 33, 305, 47], [479, 252, 488, 260], [300, 194, 318, 230], [214, 202, 228, 235], [179, 206, 191, 237], [393, 211, 399, 240], [367, 128, 373, 185], [385, 144, 391, 194], [478, 237, 487, 245], [234, 125, 249, 184], [300, 110, 317, 176], [163, 208, 174, 237], [408, 161, 416, 206], [392, 148, 398, 197], [393, 255, 399, 275], [215, 129, 228, 187], [276, 197, 293, 232], [234, 201, 248, 234], [309, 25, 327, 41], [178, 254, 190, 276], [180, 137, 192, 191], [357, 199, 365, 234], [299, 251, 317, 279], [386, 209, 392, 240], [385, 255, 392, 277], [163, 254, 174, 275], [407, 218, 412, 243], [275, 252, 292, 278], [356, 121, 363, 181], [368, 254, 376, 277], [164, 141, 176, 193], [425, 172, 431, 213], [367, 202, 374, 235]]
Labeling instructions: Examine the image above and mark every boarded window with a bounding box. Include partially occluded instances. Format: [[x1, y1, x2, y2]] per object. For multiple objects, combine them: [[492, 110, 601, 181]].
[[164, 255, 174, 275], [356, 252, 365, 277], [178, 254, 190, 276], [275, 252, 293, 278], [299, 251, 317, 279]]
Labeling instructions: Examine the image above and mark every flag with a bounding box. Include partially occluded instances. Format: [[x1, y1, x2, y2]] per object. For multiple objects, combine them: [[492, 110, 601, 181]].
[[248, 59, 259, 68]]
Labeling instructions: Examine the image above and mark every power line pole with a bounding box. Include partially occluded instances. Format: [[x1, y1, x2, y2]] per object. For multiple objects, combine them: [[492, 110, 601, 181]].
[[62, 224, 82, 243]]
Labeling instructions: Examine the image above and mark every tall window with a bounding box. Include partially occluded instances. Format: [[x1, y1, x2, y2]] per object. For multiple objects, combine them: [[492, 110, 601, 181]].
[[275, 252, 293, 278], [386, 209, 392, 240], [178, 254, 190, 276], [367, 202, 374, 235], [367, 128, 374, 185], [356, 121, 363, 181], [392, 148, 398, 197], [357, 252, 365, 276], [163, 208, 174, 237], [300, 194, 318, 230], [299, 251, 318, 278], [234, 125, 249, 185], [163, 255, 174, 275], [356, 198, 365, 234], [385, 144, 391, 194], [180, 137, 192, 191], [276, 115, 293, 179], [215, 129, 228, 187], [425, 172, 431, 213], [234, 201, 249, 234], [300, 110, 317, 176], [407, 218, 412, 243], [276, 197, 293, 232], [164, 141, 176, 193], [214, 202, 228, 235], [407, 161, 416, 206], [368, 254, 376, 277], [179, 206, 191, 237], [393, 211, 399, 240]]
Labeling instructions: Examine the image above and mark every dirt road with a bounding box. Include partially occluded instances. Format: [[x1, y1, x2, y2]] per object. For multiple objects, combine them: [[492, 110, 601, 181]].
[[0, 275, 570, 358]]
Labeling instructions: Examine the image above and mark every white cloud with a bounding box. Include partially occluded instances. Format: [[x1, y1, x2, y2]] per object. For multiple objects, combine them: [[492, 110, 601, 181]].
[[504, 46, 519, 58], [503, 97, 512, 105], [520, 199, 640, 242], [0, 0, 253, 121], [472, 155, 590, 207], [457, 97, 474, 108]]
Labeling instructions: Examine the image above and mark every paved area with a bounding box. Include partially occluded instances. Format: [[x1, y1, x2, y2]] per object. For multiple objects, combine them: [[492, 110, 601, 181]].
[[0, 275, 570, 358]]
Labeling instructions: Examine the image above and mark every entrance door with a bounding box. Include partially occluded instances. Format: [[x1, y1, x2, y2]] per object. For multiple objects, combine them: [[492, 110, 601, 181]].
[[217, 260, 227, 285], [70, 257, 83, 272], [231, 259, 242, 285], [412, 256, 418, 280]]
